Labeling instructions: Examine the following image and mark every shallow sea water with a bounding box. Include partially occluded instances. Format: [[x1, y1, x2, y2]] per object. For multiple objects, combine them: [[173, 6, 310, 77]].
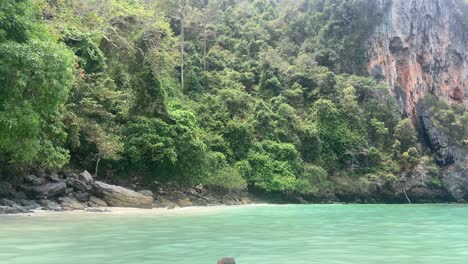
[[1, 204, 468, 264]]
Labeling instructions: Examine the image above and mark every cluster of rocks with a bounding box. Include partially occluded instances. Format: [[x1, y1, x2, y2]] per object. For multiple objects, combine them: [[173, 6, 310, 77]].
[[0, 171, 254, 215], [0, 171, 154, 214]]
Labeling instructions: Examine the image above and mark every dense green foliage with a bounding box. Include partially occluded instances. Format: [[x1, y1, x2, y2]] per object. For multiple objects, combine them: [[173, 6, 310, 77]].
[[1, 0, 465, 195], [418, 96, 468, 148], [0, 0, 75, 168]]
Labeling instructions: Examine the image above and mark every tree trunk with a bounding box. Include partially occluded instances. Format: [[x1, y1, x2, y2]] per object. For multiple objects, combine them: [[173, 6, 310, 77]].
[[203, 24, 207, 71], [95, 154, 101, 177], [180, 0, 186, 89]]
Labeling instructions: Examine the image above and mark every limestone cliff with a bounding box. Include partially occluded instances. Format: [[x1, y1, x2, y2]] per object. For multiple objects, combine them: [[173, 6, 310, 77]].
[[368, 0, 467, 118], [368, 0, 467, 201]]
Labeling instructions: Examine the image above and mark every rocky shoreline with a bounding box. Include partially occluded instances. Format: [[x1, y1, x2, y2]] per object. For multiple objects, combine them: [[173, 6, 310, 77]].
[[0, 168, 463, 215], [0, 171, 256, 215]]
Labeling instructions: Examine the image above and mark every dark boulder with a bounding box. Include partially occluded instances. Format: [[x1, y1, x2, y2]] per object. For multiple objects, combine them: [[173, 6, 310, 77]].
[[0, 198, 18, 207], [0, 206, 24, 214], [18, 200, 41, 210], [66, 178, 92, 192], [24, 175, 45, 186], [65, 188, 74, 194], [38, 199, 62, 211], [20, 182, 67, 199], [13, 191, 27, 200], [0, 182, 15, 198], [62, 171, 78, 179], [73, 191, 91, 202], [47, 174, 62, 183], [0, 199, 29, 213]]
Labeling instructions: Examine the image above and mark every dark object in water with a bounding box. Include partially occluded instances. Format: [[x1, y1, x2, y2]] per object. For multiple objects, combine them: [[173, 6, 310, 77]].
[[217, 258, 236, 264]]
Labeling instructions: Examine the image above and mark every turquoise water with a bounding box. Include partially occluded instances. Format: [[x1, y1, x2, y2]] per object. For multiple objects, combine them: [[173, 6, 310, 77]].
[[1, 204, 468, 264]]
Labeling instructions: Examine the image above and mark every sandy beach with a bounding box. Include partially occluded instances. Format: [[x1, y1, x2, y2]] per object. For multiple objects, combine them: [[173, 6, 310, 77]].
[[13, 204, 271, 217]]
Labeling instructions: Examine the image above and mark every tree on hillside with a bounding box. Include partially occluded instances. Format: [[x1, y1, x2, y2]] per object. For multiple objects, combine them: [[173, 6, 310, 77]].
[[0, 0, 75, 168]]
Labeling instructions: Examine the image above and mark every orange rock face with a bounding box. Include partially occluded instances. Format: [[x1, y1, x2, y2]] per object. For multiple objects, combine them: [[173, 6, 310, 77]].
[[368, 0, 467, 118]]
